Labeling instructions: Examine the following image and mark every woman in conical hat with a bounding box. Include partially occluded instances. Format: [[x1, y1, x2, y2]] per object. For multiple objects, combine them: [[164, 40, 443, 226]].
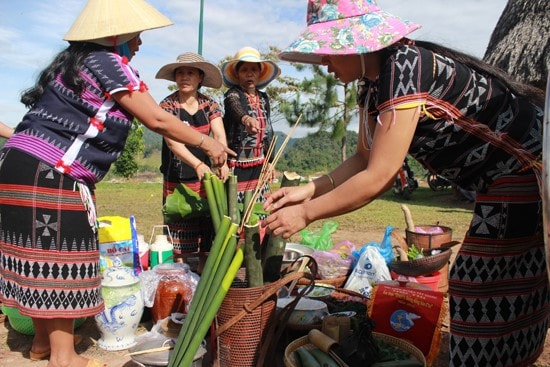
[[262, 0, 547, 366], [221, 47, 280, 224], [0, 1, 233, 367], [155, 52, 228, 255]]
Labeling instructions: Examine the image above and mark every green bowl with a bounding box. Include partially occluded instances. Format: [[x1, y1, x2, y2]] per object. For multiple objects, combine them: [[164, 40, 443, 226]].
[[1, 305, 86, 335]]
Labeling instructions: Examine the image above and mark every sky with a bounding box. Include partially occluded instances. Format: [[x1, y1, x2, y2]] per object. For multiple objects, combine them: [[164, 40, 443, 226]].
[[0, 0, 508, 137]]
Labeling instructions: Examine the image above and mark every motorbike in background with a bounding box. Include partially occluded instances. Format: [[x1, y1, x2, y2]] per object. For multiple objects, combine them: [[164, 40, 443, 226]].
[[427, 173, 452, 191], [427, 173, 476, 202], [393, 158, 419, 199]]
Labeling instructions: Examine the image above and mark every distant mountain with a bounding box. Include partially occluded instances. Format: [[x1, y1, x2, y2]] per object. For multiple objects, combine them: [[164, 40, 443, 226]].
[[137, 126, 363, 178]]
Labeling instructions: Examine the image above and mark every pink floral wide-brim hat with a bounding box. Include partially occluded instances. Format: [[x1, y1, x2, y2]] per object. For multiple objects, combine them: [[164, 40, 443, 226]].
[[280, 0, 421, 64]]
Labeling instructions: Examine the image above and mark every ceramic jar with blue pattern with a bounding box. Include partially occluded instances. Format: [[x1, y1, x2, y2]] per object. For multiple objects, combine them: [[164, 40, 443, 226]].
[[95, 266, 144, 351]]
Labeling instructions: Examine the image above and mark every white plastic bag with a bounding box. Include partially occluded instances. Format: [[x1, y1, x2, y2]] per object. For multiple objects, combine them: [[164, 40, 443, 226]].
[[344, 245, 391, 298]]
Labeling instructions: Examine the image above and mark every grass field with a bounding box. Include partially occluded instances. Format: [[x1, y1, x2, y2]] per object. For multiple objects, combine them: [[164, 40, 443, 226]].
[[95, 177, 475, 245]]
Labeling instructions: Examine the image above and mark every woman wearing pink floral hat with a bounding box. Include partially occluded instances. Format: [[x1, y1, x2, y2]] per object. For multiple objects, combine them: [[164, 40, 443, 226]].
[[262, 0, 547, 366]]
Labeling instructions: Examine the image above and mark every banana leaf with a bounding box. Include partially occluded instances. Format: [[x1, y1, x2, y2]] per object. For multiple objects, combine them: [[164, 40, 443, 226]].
[[162, 183, 209, 223]]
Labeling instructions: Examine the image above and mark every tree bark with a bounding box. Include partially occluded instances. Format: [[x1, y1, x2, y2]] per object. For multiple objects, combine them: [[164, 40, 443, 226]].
[[483, 0, 549, 89]]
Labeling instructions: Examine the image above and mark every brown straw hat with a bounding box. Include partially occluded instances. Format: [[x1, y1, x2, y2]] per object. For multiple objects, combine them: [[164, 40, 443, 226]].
[[64, 0, 173, 47], [155, 53, 223, 89]]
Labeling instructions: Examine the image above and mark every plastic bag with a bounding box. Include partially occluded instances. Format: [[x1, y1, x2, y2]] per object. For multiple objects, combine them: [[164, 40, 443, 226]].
[[138, 263, 200, 308], [378, 226, 395, 265], [312, 250, 354, 280], [350, 226, 394, 266], [344, 245, 391, 298], [300, 221, 339, 250], [98, 215, 140, 275]]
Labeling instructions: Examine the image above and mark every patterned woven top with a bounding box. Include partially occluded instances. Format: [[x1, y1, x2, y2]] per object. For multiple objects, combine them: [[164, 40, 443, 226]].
[[359, 45, 542, 193], [6, 51, 143, 185]]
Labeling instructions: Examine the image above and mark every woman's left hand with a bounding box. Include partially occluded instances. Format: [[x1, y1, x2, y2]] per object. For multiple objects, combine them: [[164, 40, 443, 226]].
[[263, 183, 314, 213], [216, 163, 230, 182]]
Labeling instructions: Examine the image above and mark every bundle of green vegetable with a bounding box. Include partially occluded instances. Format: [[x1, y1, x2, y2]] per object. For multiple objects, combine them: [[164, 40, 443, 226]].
[[167, 216, 241, 366]]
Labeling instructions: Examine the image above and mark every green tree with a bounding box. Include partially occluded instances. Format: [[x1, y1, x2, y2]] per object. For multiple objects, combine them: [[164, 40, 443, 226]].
[[278, 130, 358, 175], [280, 63, 357, 162], [113, 120, 145, 178]]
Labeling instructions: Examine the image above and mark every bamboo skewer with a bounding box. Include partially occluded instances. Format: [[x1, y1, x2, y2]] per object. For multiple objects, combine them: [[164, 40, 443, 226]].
[[286, 256, 309, 295], [240, 114, 302, 231], [126, 345, 173, 356]]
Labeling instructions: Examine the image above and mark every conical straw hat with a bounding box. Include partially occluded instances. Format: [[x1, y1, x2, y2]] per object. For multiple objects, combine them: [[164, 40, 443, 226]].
[[64, 0, 173, 46]]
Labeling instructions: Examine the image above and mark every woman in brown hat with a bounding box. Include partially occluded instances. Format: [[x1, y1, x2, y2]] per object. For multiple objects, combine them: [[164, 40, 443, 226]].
[[221, 47, 281, 223], [263, 0, 547, 366], [155, 53, 228, 258], [0, 1, 233, 367]]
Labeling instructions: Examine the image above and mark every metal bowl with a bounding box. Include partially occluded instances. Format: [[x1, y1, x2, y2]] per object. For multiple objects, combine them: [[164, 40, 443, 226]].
[[281, 242, 315, 271]]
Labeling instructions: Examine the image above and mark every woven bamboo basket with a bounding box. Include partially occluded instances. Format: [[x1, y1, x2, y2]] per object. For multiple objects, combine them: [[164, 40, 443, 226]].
[[284, 332, 426, 367], [216, 267, 279, 367], [391, 246, 452, 277]]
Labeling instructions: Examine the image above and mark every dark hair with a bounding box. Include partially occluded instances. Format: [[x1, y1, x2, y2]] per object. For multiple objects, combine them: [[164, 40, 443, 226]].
[[20, 42, 108, 108], [412, 40, 544, 106]]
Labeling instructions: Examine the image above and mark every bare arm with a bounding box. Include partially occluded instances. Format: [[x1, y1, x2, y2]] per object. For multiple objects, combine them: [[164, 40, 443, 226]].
[[164, 137, 212, 178], [264, 108, 374, 207], [112, 90, 234, 167], [304, 107, 419, 219], [0, 121, 14, 139], [210, 116, 229, 181], [262, 107, 420, 239], [311, 108, 374, 198]]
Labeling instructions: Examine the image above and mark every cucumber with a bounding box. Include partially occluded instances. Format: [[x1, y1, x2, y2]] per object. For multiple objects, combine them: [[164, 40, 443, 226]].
[[309, 348, 339, 367], [295, 347, 321, 367]]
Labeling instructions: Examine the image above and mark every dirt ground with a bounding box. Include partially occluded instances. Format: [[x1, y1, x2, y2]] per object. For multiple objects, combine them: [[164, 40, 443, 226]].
[[1, 228, 550, 366]]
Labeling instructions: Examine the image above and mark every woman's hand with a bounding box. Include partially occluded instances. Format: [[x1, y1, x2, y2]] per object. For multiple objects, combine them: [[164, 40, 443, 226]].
[[263, 183, 315, 213], [216, 163, 230, 182], [261, 204, 309, 239], [201, 135, 235, 167], [194, 162, 211, 179], [243, 116, 259, 134]]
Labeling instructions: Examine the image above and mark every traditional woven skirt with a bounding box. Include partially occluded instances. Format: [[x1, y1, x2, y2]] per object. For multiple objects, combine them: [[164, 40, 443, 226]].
[[0, 149, 103, 318], [232, 164, 270, 220], [163, 179, 214, 253], [448, 174, 549, 366]]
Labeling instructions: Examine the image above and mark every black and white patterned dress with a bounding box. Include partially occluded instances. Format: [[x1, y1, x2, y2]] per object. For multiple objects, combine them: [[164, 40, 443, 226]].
[[360, 45, 548, 366], [0, 50, 143, 318]]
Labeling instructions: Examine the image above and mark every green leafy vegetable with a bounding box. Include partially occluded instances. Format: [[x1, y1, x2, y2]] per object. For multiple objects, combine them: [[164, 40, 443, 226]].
[[406, 244, 423, 261], [162, 183, 209, 223]]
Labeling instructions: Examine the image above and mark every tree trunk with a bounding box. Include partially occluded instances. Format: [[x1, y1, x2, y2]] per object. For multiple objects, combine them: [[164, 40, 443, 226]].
[[483, 0, 549, 89]]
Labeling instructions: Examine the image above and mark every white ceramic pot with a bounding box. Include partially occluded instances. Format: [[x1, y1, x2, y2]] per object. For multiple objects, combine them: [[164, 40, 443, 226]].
[[95, 266, 144, 351]]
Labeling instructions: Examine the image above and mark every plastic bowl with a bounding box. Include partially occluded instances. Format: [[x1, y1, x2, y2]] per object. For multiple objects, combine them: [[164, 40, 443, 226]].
[[1, 305, 86, 335], [299, 283, 335, 299]]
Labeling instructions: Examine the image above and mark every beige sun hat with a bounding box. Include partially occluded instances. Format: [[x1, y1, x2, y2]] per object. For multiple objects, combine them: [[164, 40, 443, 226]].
[[221, 47, 281, 89], [155, 53, 223, 89], [64, 0, 173, 47]]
